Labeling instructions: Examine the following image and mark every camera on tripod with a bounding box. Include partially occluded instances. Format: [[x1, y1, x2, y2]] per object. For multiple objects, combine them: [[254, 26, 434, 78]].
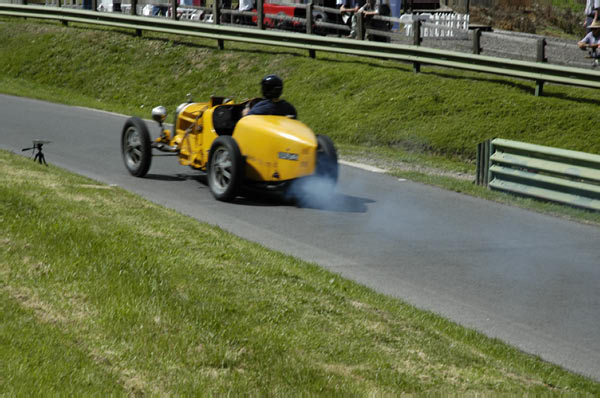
[[22, 140, 51, 165]]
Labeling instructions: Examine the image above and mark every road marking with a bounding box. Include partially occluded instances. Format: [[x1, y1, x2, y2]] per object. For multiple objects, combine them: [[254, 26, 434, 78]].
[[339, 160, 388, 174]]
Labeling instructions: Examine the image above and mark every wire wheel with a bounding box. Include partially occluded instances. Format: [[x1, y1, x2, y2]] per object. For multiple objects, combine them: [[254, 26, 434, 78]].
[[121, 117, 152, 177], [208, 136, 243, 201]]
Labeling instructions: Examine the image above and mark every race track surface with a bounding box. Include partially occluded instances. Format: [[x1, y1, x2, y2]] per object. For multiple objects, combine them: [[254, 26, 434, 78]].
[[1, 94, 600, 380]]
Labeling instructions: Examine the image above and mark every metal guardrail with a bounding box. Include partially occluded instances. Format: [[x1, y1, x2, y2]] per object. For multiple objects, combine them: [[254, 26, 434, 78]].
[[1, 4, 600, 95], [477, 138, 600, 211]]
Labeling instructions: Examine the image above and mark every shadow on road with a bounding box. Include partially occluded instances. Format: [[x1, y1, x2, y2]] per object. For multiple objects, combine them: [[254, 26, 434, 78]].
[[144, 172, 374, 213], [236, 189, 374, 213], [144, 173, 204, 182]]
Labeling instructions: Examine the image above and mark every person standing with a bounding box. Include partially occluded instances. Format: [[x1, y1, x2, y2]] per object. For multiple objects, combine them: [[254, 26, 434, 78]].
[[584, 0, 600, 32], [238, 0, 253, 25]]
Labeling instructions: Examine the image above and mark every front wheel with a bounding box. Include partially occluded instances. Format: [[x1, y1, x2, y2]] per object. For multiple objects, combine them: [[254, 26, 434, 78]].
[[315, 134, 338, 184], [208, 136, 244, 202], [121, 117, 152, 177]]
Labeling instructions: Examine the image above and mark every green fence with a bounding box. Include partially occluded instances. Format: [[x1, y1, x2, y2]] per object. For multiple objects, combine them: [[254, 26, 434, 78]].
[[477, 138, 600, 211]]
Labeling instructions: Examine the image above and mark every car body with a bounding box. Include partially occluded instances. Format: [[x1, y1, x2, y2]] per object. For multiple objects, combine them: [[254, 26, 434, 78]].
[[121, 96, 338, 201]]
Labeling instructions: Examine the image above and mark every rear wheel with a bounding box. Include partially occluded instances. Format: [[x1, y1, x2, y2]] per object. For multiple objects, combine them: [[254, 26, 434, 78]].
[[121, 117, 152, 177], [208, 136, 244, 202], [315, 134, 338, 183]]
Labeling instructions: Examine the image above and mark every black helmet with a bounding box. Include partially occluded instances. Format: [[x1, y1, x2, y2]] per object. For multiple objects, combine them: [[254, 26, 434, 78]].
[[261, 74, 283, 100]]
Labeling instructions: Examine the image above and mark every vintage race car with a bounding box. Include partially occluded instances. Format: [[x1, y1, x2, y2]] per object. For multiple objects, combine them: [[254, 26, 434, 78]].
[[120, 95, 338, 202]]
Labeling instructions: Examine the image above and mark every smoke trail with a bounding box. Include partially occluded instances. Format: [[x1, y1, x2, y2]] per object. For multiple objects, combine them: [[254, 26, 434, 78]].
[[286, 175, 337, 209]]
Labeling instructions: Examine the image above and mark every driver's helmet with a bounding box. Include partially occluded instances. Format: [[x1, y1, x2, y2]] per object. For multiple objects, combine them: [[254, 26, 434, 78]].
[[261, 74, 283, 100]]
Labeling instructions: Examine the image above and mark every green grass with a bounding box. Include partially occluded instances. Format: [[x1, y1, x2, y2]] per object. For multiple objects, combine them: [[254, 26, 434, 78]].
[[2, 150, 600, 394], [1, 17, 600, 159]]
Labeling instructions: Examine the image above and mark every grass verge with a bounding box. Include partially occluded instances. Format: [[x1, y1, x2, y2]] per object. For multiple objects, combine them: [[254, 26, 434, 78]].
[[2, 150, 600, 394]]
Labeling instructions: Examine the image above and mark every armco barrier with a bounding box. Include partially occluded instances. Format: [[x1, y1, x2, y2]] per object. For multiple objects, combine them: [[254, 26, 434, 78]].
[[2, 4, 600, 95], [477, 138, 600, 211]]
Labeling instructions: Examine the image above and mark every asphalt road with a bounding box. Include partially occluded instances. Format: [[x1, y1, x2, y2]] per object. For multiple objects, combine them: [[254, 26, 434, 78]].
[[2, 94, 600, 380]]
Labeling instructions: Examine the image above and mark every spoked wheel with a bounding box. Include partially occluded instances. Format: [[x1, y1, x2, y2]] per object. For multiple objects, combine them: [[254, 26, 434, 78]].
[[315, 134, 338, 183], [121, 117, 152, 177], [208, 136, 244, 202]]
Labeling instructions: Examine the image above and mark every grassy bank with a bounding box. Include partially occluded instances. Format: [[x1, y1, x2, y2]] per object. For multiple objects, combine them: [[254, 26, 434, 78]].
[[1, 17, 600, 159], [2, 150, 600, 394]]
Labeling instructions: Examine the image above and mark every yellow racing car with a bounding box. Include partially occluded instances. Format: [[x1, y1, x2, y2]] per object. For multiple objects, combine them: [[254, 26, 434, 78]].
[[120, 95, 338, 202]]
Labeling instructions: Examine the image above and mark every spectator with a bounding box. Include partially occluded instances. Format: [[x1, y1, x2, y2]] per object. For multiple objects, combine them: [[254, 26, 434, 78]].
[[152, 4, 168, 16], [366, 0, 391, 42], [584, 0, 600, 32], [341, 0, 378, 39], [579, 20, 600, 66], [238, 0, 253, 25]]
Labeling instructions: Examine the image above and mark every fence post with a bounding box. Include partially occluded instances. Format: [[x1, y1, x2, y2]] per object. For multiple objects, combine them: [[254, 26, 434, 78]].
[[535, 38, 547, 97], [472, 28, 481, 55], [171, 0, 177, 20], [92, 0, 97, 11], [306, 2, 316, 58], [357, 11, 365, 40], [131, 0, 137, 15], [257, 0, 264, 30], [213, 0, 224, 49], [412, 18, 421, 73]]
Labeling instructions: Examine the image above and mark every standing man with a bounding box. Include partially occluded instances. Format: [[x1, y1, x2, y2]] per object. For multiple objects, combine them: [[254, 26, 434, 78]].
[[238, 0, 253, 25], [584, 0, 600, 32]]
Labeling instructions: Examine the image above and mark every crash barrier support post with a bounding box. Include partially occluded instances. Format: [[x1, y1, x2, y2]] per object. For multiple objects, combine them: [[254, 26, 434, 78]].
[[170, 0, 177, 20], [131, 0, 141, 35], [535, 38, 547, 97], [92, 0, 96, 12], [257, 0, 263, 29], [476, 138, 600, 211], [412, 18, 421, 73], [306, 2, 315, 58], [472, 28, 481, 55], [3, 5, 600, 97], [213, 0, 224, 49]]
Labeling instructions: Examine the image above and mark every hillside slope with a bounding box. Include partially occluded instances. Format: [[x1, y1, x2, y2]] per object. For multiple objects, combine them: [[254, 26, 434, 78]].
[[1, 17, 600, 161]]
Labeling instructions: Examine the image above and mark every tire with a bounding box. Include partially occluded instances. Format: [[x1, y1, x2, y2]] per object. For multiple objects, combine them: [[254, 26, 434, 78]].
[[121, 117, 152, 177], [208, 136, 244, 202], [315, 134, 338, 183]]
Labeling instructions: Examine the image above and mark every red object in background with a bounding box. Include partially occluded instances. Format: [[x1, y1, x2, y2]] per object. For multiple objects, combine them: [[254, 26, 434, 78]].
[[252, 2, 307, 30]]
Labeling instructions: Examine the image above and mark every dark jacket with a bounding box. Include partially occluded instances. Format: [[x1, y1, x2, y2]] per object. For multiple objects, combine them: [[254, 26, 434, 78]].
[[247, 99, 297, 118]]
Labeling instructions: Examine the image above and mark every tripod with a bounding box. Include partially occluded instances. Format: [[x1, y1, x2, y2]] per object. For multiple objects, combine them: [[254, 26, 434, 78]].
[[22, 141, 50, 166]]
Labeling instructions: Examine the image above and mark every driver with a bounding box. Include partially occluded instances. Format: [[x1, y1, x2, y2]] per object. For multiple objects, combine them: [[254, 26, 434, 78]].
[[244, 75, 297, 118]]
